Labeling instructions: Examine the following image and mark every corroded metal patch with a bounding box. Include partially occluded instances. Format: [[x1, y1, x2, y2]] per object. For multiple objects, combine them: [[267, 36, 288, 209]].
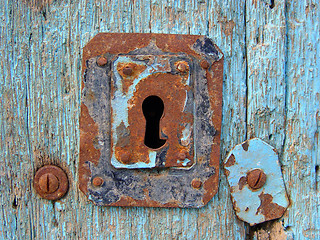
[[224, 138, 289, 225], [111, 55, 194, 169], [80, 33, 223, 208]]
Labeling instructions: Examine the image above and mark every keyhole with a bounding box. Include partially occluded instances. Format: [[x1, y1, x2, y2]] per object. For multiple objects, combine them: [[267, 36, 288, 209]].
[[142, 95, 167, 149]]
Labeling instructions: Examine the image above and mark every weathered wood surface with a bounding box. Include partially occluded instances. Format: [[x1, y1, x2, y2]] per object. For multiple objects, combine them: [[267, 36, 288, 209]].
[[0, 0, 319, 239]]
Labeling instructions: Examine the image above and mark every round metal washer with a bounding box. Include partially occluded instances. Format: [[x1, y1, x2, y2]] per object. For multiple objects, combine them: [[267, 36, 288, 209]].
[[34, 165, 69, 200]]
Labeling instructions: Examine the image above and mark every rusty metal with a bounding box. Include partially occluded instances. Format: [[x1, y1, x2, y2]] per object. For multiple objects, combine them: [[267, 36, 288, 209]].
[[200, 59, 210, 69], [111, 55, 194, 169], [177, 150, 187, 161], [224, 138, 289, 225], [80, 33, 223, 208], [92, 177, 104, 187], [34, 165, 68, 200], [97, 56, 108, 66], [191, 179, 202, 189], [119, 150, 131, 164], [175, 61, 189, 73], [122, 66, 133, 76], [247, 169, 267, 190], [38, 173, 59, 193]]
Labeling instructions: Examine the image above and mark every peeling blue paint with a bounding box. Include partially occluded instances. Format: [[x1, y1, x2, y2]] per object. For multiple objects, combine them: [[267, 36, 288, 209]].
[[180, 123, 192, 147], [224, 138, 289, 226], [177, 158, 191, 167]]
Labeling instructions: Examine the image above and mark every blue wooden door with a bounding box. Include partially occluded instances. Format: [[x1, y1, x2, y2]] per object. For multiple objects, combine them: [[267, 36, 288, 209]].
[[1, 0, 319, 239]]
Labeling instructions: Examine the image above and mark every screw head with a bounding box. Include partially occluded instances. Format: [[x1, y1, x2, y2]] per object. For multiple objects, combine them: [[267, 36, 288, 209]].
[[34, 165, 69, 200], [92, 177, 104, 187], [97, 56, 108, 66], [38, 173, 59, 194], [123, 66, 133, 76], [191, 179, 202, 189], [200, 60, 210, 69], [176, 61, 189, 73], [246, 169, 267, 190]]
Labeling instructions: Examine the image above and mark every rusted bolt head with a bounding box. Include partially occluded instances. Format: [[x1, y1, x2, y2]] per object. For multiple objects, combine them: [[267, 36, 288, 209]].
[[92, 177, 104, 187], [200, 60, 210, 69], [191, 179, 202, 189], [97, 56, 108, 66], [122, 66, 133, 76], [246, 169, 267, 190], [176, 62, 189, 73], [38, 173, 59, 194], [177, 150, 187, 161], [34, 165, 69, 200], [119, 151, 131, 164]]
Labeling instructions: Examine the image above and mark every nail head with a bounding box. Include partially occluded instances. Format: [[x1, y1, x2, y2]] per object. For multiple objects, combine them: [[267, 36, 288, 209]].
[[191, 179, 202, 189], [97, 56, 108, 66], [92, 177, 104, 187]]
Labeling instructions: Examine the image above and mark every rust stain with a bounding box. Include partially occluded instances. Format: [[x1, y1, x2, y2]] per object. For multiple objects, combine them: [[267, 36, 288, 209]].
[[305, 4, 316, 17], [203, 173, 219, 205], [225, 154, 236, 167], [85, 88, 96, 101], [106, 189, 180, 208], [116, 62, 147, 94], [224, 168, 230, 177], [254, 222, 288, 240], [79, 103, 100, 193], [252, 0, 258, 8], [257, 193, 286, 221], [204, 58, 223, 203], [222, 20, 235, 38], [238, 176, 247, 190], [242, 141, 249, 151], [219, 18, 235, 50], [23, 0, 53, 10], [115, 122, 130, 148]]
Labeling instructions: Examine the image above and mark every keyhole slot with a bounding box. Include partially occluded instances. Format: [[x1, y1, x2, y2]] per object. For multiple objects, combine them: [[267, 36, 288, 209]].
[[142, 95, 167, 149]]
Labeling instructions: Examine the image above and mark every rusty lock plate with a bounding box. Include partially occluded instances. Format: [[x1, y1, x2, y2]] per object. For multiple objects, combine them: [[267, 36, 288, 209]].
[[79, 33, 223, 208], [111, 55, 194, 169]]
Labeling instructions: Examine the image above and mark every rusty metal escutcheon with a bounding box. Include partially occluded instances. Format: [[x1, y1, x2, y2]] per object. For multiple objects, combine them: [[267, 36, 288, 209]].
[[111, 55, 194, 169], [79, 33, 223, 208]]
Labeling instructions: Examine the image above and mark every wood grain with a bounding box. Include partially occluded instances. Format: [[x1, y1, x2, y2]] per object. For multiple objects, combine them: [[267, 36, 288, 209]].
[[0, 0, 319, 239]]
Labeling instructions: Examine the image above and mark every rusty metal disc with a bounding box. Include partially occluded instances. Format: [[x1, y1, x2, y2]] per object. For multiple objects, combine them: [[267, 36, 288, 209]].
[[34, 165, 69, 200]]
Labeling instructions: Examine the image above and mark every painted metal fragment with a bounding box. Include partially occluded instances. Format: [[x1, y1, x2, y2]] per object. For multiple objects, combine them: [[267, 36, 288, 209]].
[[224, 138, 289, 225], [80, 33, 223, 208]]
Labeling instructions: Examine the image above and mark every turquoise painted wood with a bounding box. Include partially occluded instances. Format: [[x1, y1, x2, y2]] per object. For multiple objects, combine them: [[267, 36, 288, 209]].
[[0, 0, 319, 239]]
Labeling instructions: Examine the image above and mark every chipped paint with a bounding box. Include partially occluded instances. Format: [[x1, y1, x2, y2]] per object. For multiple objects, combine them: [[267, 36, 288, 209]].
[[177, 158, 191, 167], [180, 123, 193, 147], [224, 138, 289, 225]]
